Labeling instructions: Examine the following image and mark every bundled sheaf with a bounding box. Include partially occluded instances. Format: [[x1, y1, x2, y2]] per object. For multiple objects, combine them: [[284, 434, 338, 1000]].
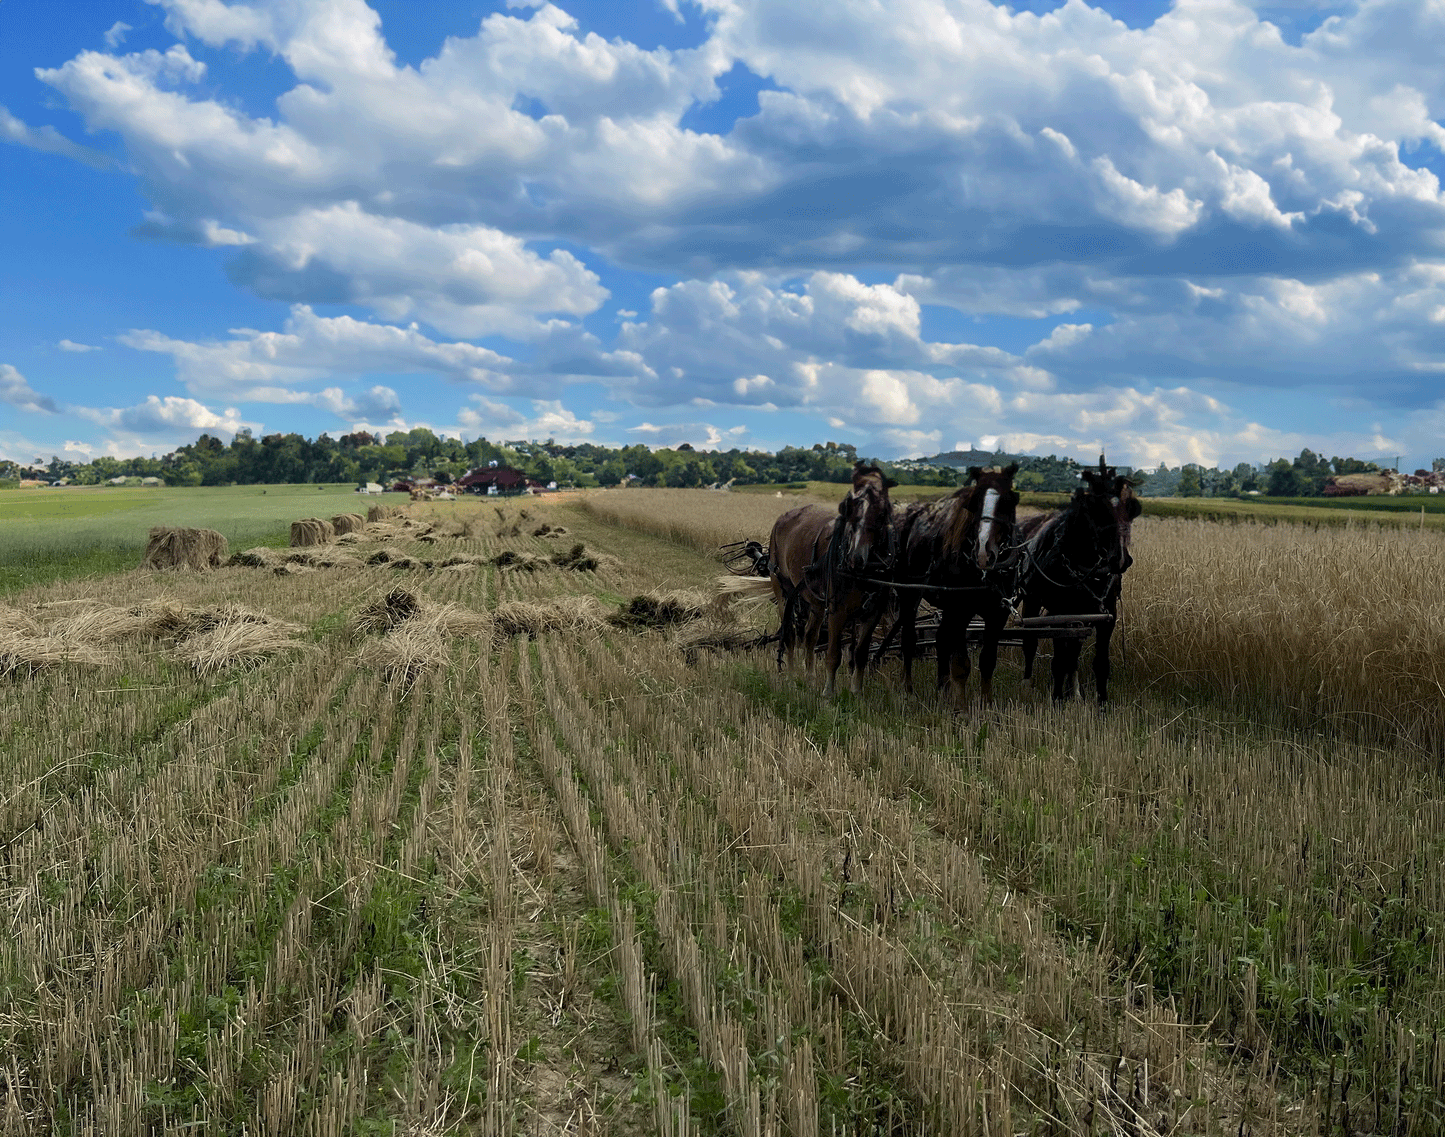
[[290, 518, 335, 547], [354, 588, 491, 686], [177, 621, 306, 676], [366, 503, 400, 523], [284, 549, 364, 570], [354, 587, 423, 633], [551, 542, 600, 572], [608, 590, 712, 629], [492, 597, 606, 640], [227, 546, 284, 569], [492, 549, 553, 572], [330, 513, 366, 535], [0, 633, 108, 677], [438, 554, 488, 568], [142, 527, 229, 571], [1, 599, 300, 677], [360, 624, 448, 686]]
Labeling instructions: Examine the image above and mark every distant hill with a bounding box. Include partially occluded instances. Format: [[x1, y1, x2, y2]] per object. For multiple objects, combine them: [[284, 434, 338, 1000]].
[[922, 448, 1024, 469]]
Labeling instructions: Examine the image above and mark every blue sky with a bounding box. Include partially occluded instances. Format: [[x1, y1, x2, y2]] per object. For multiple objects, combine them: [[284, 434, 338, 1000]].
[[3, 0, 1444, 472]]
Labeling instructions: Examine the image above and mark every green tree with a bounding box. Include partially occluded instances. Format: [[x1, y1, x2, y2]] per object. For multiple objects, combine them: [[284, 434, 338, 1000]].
[[1266, 458, 1301, 496], [1177, 465, 1203, 497], [596, 457, 626, 486]]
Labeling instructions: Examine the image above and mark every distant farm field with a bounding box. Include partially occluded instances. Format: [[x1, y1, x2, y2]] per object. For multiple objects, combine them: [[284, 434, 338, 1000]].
[[2, 488, 1443, 1134], [0, 484, 386, 593]]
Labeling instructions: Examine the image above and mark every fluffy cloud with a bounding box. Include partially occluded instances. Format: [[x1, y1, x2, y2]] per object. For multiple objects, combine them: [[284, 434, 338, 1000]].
[[118, 303, 652, 411], [457, 396, 597, 445], [228, 203, 608, 337], [618, 271, 1021, 407], [0, 365, 60, 413], [1024, 265, 1445, 404], [58, 339, 100, 353], [75, 394, 246, 436], [41, 0, 1440, 285], [120, 305, 518, 396], [0, 104, 112, 168], [0, 367, 250, 462]]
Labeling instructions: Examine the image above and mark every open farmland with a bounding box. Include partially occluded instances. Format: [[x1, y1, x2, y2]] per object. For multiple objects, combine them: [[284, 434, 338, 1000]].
[[2, 492, 1443, 1134], [0, 484, 365, 595]]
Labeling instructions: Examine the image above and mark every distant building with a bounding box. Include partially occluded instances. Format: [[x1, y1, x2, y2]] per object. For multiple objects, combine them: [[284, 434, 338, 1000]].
[[456, 466, 545, 494]]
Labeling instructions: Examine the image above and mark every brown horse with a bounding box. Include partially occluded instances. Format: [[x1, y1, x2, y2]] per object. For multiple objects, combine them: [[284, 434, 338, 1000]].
[[890, 464, 1020, 703], [766, 463, 895, 696], [1015, 455, 1141, 704]]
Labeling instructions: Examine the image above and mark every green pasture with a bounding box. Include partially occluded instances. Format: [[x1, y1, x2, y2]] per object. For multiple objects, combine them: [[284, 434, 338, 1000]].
[[0, 484, 376, 595]]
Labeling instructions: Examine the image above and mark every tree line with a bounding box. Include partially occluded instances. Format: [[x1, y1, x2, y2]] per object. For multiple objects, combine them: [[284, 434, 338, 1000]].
[[0, 430, 1393, 497], [1139, 450, 1387, 498]]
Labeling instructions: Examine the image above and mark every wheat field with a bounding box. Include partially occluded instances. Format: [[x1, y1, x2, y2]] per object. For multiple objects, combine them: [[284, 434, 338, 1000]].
[[1, 493, 1442, 1134]]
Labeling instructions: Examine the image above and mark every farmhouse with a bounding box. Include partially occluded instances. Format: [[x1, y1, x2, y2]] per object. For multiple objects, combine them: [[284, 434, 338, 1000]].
[[456, 465, 545, 494]]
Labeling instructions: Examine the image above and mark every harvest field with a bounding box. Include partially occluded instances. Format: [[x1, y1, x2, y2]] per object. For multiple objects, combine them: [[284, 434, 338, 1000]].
[[3, 489, 1444, 1134]]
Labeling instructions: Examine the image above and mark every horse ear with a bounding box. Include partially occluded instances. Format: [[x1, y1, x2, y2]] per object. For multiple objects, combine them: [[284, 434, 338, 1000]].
[[967, 466, 983, 482], [1003, 462, 1019, 478]]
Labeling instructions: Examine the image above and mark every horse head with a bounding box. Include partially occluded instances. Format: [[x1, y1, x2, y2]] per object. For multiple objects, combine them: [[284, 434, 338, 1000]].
[[835, 462, 895, 573], [1079, 454, 1142, 574], [958, 463, 1021, 572]]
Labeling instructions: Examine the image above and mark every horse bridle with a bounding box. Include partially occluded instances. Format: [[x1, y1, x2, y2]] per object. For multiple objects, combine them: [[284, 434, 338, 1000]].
[[810, 488, 896, 609], [1008, 497, 1126, 612]]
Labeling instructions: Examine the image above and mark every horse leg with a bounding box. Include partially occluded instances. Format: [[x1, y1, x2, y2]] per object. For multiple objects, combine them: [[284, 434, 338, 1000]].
[[822, 601, 850, 697], [1051, 635, 1083, 701], [801, 600, 826, 674], [1092, 616, 1117, 705], [850, 597, 886, 695], [897, 595, 922, 695], [1020, 598, 1041, 680], [937, 608, 972, 704], [976, 603, 1006, 705], [771, 576, 793, 670]]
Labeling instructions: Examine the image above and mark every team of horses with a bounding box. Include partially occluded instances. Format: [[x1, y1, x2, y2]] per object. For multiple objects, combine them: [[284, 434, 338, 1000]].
[[752, 457, 1141, 705]]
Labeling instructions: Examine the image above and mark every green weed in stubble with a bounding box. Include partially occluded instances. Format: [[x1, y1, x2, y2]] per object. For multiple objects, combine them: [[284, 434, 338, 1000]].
[[733, 665, 857, 749]]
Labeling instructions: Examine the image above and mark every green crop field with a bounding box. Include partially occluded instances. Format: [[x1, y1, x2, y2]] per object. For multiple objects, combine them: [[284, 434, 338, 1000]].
[[0, 484, 396, 594]]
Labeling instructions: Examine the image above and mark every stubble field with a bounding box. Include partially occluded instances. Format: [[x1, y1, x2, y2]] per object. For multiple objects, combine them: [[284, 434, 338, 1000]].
[[2, 489, 1442, 1135]]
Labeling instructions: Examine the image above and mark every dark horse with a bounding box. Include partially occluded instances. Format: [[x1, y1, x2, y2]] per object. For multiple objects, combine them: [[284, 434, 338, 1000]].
[[766, 463, 895, 696], [1015, 456, 1141, 704], [891, 464, 1020, 704]]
